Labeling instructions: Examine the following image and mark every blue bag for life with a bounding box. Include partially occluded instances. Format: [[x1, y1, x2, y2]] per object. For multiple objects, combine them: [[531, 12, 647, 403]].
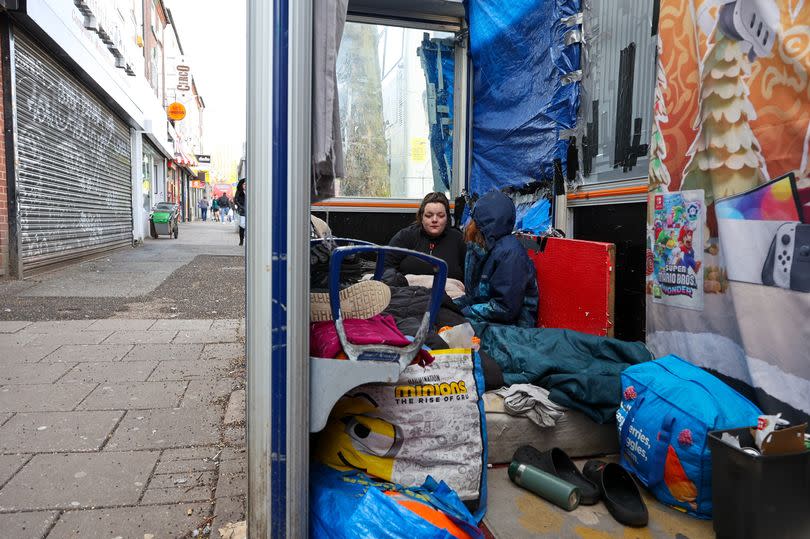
[[616, 355, 761, 518]]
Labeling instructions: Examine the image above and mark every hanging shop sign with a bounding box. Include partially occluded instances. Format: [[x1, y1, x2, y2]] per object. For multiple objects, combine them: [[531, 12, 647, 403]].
[[176, 64, 191, 93], [167, 101, 186, 121], [190, 180, 204, 189]]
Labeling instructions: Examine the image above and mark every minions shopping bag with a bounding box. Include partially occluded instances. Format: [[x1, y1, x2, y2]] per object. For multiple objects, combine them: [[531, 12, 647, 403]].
[[315, 349, 488, 509]]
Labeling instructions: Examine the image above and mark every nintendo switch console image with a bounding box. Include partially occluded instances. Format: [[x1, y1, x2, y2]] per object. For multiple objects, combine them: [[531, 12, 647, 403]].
[[762, 222, 810, 293], [716, 173, 803, 285]]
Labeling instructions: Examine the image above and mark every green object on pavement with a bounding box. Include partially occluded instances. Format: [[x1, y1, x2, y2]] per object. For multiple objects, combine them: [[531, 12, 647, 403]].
[[508, 461, 581, 511], [151, 211, 172, 224]]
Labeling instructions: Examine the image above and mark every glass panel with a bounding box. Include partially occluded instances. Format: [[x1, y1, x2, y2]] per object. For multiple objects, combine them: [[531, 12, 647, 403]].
[[578, 0, 657, 184], [335, 22, 453, 198]]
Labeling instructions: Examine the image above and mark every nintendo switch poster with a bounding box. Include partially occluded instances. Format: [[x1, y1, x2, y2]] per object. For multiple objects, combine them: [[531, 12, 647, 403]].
[[647, 0, 810, 426], [650, 191, 705, 310]]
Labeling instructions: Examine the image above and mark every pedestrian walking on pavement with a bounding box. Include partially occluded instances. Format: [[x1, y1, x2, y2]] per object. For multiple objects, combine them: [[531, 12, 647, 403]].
[[235, 179, 246, 246], [211, 197, 220, 222], [218, 194, 231, 223], [198, 197, 210, 221]]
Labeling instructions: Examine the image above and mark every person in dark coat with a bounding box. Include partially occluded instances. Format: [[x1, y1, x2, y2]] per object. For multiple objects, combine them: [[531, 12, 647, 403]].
[[234, 179, 246, 246], [385, 192, 466, 282], [455, 190, 538, 327]]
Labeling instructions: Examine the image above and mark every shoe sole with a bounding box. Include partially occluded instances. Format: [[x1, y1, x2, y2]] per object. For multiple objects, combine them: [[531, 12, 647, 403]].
[[310, 280, 391, 322]]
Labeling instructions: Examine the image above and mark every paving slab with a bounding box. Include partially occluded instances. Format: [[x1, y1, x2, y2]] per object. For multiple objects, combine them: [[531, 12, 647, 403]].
[[86, 319, 156, 331], [215, 469, 247, 498], [148, 359, 232, 381], [0, 344, 60, 363], [141, 485, 212, 504], [224, 389, 245, 425], [103, 330, 177, 344], [173, 328, 240, 344], [105, 407, 221, 450], [0, 362, 75, 384], [0, 454, 29, 486], [20, 320, 96, 333], [0, 511, 58, 539], [149, 470, 216, 489], [0, 411, 122, 453], [0, 383, 96, 413], [0, 321, 31, 333], [77, 381, 187, 410], [41, 344, 133, 363], [223, 426, 245, 448], [150, 319, 213, 332], [46, 502, 210, 539], [200, 342, 244, 361], [0, 333, 38, 347], [122, 343, 203, 362], [211, 495, 246, 539], [155, 448, 220, 475], [0, 451, 159, 510], [210, 319, 241, 331], [60, 361, 158, 384], [26, 332, 112, 347], [180, 378, 237, 408]]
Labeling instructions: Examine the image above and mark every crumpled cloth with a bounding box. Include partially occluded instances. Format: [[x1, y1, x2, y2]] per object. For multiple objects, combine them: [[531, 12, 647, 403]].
[[493, 384, 566, 428], [405, 274, 466, 299], [310, 314, 432, 363]]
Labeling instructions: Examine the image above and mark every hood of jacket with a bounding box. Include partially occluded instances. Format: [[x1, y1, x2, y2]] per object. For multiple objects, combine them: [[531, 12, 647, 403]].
[[471, 190, 515, 249]]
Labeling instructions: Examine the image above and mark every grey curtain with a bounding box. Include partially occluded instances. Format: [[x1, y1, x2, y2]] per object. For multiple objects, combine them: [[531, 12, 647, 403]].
[[312, 0, 349, 200]]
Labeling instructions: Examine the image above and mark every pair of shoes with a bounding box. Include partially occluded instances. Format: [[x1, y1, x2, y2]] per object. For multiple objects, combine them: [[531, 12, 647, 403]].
[[513, 446, 600, 505], [310, 280, 391, 322], [512, 447, 648, 527], [582, 460, 648, 527]]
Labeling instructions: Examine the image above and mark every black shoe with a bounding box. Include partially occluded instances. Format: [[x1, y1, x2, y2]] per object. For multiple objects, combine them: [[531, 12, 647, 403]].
[[582, 460, 648, 527], [512, 446, 600, 505]]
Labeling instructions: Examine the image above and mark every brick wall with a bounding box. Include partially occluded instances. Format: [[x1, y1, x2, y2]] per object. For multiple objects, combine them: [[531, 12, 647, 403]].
[[0, 34, 8, 277]]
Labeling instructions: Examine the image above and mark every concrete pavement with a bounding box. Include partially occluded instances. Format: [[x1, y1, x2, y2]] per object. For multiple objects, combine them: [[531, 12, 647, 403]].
[[0, 220, 248, 538], [0, 220, 245, 321], [0, 319, 246, 538]]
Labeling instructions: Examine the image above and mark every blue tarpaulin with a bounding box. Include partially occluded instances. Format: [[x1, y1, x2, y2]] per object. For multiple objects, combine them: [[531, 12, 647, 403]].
[[419, 36, 455, 192], [465, 0, 581, 195]]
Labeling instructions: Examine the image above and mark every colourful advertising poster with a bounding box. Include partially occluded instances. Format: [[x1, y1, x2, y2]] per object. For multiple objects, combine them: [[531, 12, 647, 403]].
[[651, 191, 705, 310], [648, 1, 810, 425]]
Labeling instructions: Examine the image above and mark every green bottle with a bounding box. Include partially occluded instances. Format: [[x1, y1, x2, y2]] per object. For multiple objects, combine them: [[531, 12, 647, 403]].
[[508, 461, 581, 511]]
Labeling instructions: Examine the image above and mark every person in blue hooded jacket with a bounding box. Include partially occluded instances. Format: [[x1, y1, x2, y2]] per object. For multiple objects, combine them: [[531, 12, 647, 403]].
[[455, 190, 538, 327]]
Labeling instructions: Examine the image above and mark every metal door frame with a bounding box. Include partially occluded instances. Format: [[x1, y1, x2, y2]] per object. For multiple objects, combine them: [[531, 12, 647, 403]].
[[246, 0, 311, 536]]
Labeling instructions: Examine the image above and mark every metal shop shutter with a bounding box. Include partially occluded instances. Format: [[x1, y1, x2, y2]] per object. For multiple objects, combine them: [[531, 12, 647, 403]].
[[13, 31, 132, 271]]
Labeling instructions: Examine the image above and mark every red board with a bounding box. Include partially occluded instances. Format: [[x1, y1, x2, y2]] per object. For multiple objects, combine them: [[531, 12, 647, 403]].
[[524, 236, 615, 337]]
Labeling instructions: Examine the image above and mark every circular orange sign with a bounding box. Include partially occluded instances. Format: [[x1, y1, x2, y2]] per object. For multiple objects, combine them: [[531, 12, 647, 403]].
[[167, 102, 186, 121]]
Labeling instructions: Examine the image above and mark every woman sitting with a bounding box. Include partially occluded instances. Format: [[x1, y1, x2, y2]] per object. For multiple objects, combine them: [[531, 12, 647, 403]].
[[386, 192, 466, 285], [456, 190, 538, 327]]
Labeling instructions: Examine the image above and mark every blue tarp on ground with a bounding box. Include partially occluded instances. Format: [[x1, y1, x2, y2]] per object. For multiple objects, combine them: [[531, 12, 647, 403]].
[[465, 0, 581, 195], [419, 36, 455, 192]]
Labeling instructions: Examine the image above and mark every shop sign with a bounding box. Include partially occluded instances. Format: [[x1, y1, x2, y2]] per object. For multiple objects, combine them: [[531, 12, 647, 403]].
[[167, 102, 186, 121], [190, 180, 204, 188], [177, 64, 191, 92]]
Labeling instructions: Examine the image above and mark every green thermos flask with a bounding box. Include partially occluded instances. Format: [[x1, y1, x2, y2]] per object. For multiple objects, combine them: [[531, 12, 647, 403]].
[[508, 460, 581, 511]]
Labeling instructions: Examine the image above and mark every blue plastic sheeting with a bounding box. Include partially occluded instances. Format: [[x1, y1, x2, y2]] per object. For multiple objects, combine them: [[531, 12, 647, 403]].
[[419, 36, 455, 191], [515, 197, 552, 234], [310, 465, 484, 539], [465, 0, 581, 195]]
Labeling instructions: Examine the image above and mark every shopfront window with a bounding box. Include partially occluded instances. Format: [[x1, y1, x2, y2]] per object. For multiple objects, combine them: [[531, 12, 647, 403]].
[[335, 22, 454, 199], [142, 152, 153, 212]]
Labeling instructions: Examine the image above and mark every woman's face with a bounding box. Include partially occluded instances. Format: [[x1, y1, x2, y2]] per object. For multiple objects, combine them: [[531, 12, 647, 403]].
[[421, 202, 448, 237]]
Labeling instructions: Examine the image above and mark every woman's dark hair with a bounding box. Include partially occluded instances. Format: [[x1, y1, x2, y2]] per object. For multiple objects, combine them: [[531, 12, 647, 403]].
[[416, 192, 451, 224]]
